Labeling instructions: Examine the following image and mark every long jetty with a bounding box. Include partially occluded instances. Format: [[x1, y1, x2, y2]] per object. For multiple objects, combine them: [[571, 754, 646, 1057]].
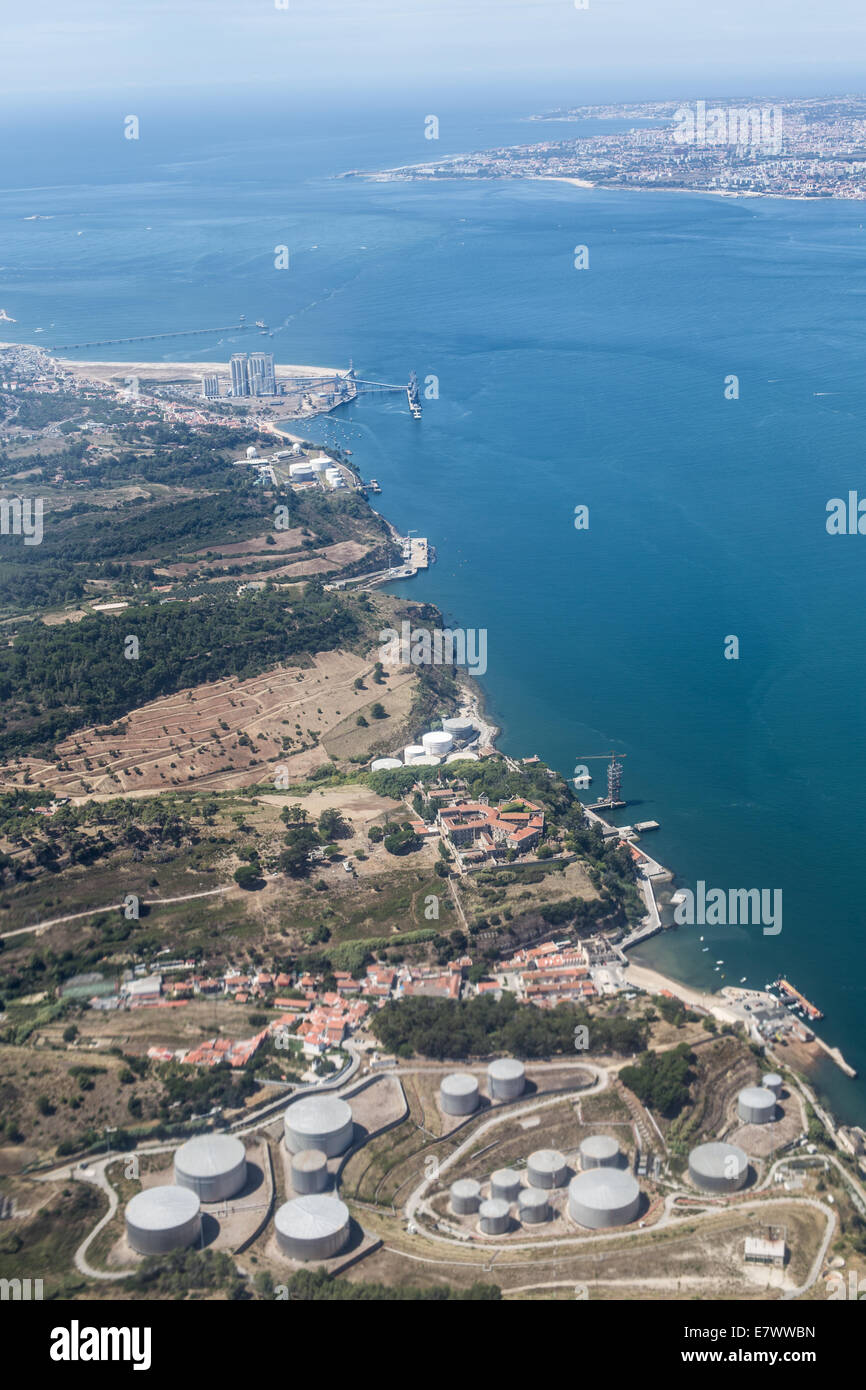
[[53, 324, 253, 351]]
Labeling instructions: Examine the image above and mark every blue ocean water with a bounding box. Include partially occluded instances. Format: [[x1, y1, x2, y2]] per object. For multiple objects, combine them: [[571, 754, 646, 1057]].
[[2, 93, 865, 1123]]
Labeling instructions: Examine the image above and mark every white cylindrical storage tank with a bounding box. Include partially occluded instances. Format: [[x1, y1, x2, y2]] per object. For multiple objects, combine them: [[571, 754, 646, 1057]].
[[311, 456, 329, 474], [274, 1195, 350, 1262], [450, 1178, 482, 1216], [527, 1149, 569, 1189], [371, 757, 403, 771], [284, 1096, 354, 1157], [403, 744, 424, 763], [737, 1086, 777, 1125], [487, 1058, 526, 1101], [489, 1168, 523, 1203], [479, 1198, 510, 1236], [442, 716, 475, 742], [519, 1187, 550, 1224], [291, 1149, 330, 1195], [246, 446, 258, 459], [762, 1072, 783, 1097], [579, 1135, 621, 1170], [688, 1142, 749, 1194], [125, 1185, 201, 1256], [568, 1169, 641, 1230], [407, 753, 440, 766], [289, 462, 314, 479], [445, 751, 480, 763], [440, 1072, 480, 1116], [174, 1134, 247, 1202], [422, 730, 453, 757]]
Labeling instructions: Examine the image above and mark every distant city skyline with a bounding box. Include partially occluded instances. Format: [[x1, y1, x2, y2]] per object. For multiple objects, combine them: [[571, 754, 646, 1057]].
[[3, 0, 866, 102]]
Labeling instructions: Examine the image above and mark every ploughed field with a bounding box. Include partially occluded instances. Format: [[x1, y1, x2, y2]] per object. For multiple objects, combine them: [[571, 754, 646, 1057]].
[[0, 650, 417, 795]]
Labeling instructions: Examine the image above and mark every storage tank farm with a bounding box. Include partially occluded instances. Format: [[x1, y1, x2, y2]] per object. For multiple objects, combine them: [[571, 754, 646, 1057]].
[[737, 1086, 778, 1125], [518, 1188, 550, 1224], [450, 1178, 482, 1216], [527, 1149, 569, 1189], [568, 1169, 641, 1230], [479, 1198, 511, 1235], [125, 1185, 202, 1256], [579, 1135, 621, 1170], [489, 1168, 523, 1203], [274, 1195, 350, 1262], [284, 1096, 354, 1157], [439, 1072, 480, 1116], [291, 1149, 330, 1195], [688, 1142, 749, 1194], [487, 1057, 526, 1101], [173, 1135, 247, 1202]]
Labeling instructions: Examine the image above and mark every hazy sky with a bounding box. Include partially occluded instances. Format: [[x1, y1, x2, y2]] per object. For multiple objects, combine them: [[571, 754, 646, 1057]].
[[5, 0, 866, 100]]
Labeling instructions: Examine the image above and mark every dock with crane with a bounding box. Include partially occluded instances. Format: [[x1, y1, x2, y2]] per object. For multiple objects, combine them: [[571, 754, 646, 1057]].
[[574, 750, 628, 810]]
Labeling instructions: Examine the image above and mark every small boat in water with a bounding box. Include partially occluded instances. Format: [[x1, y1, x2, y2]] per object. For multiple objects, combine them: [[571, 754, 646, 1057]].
[[701, 947, 709, 952], [740, 976, 747, 984]]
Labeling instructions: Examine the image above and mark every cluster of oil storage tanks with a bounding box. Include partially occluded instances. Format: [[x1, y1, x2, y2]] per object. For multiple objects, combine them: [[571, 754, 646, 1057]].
[[737, 1081, 781, 1125], [275, 1096, 355, 1261], [125, 1134, 249, 1255], [448, 1133, 643, 1232], [439, 1059, 527, 1116], [369, 717, 480, 773], [124, 1095, 360, 1264]]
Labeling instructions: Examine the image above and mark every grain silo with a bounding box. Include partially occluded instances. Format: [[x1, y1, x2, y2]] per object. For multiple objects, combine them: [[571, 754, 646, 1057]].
[[737, 1086, 777, 1125], [688, 1141, 749, 1194], [489, 1168, 523, 1203], [291, 1149, 330, 1195], [284, 1096, 354, 1157], [422, 730, 454, 758], [518, 1187, 550, 1224], [568, 1169, 641, 1230], [487, 1058, 526, 1101], [125, 1185, 201, 1256], [479, 1198, 511, 1235], [371, 757, 403, 771], [174, 1134, 247, 1202], [440, 1072, 480, 1116], [579, 1135, 621, 1171], [450, 1178, 482, 1216], [274, 1195, 350, 1262], [527, 1149, 569, 1189], [762, 1072, 783, 1097]]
